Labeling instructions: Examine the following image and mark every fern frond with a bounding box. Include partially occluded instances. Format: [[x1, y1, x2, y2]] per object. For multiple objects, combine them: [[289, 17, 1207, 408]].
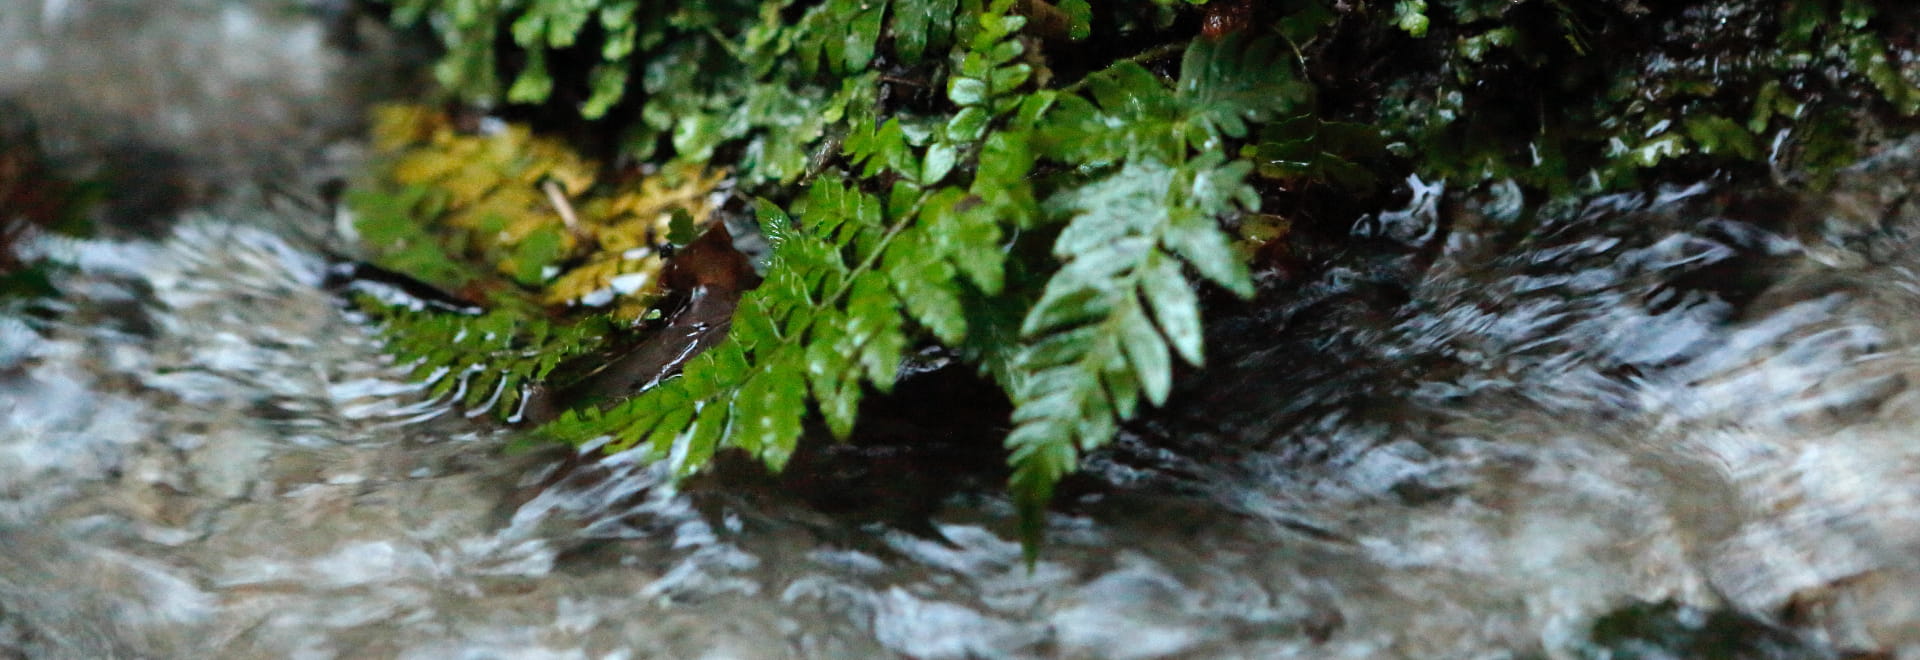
[[361, 301, 610, 421], [363, 0, 1920, 562], [889, 0, 960, 64], [361, 106, 593, 287], [1042, 33, 1311, 167], [792, 0, 888, 75], [355, 107, 725, 312], [540, 181, 917, 471], [369, 0, 1290, 559], [1004, 154, 1257, 553], [1177, 32, 1309, 150]]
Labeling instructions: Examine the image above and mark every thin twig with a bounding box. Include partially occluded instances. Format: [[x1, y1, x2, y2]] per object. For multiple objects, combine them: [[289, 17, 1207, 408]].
[[542, 179, 583, 233], [1059, 42, 1189, 95]]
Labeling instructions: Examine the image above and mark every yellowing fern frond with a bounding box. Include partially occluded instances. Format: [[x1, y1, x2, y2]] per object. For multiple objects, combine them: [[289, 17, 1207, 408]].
[[361, 104, 726, 312], [591, 163, 725, 224], [541, 247, 665, 310], [367, 105, 601, 287], [541, 163, 726, 315]]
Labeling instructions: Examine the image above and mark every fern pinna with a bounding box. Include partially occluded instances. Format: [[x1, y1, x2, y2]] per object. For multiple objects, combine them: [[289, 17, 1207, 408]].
[[361, 0, 1324, 555], [357, 302, 610, 422]]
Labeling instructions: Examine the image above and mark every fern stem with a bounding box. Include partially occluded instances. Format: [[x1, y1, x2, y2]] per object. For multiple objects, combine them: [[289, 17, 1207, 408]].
[[823, 187, 935, 310], [1059, 42, 1188, 95]]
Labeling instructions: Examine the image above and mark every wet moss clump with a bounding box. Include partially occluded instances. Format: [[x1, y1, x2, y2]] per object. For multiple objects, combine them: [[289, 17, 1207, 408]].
[[0, 110, 100, 305], [1363, 0, 1920, 196], [1582, 600, 1818, 660]]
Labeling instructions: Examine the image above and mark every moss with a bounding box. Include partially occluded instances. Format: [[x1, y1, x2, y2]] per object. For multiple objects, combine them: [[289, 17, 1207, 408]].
[[1365, 0, 1920, 196], [1581, 600, 1813, 660]]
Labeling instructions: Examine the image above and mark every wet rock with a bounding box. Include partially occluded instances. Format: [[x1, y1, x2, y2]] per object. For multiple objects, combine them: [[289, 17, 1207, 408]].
[[0, 0, 421, 231], [1584, 600, 1817, 660]]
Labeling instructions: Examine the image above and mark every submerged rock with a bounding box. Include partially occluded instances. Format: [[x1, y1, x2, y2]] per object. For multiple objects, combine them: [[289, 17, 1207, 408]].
[[0, 0, 418, 230]]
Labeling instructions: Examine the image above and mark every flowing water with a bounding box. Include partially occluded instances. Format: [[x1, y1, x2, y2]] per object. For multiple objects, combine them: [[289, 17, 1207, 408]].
[[6, 1, 1920, 658]]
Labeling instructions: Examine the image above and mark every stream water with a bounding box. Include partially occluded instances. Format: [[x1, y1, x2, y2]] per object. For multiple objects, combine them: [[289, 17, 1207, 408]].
[[6, 1, 1920, 658]]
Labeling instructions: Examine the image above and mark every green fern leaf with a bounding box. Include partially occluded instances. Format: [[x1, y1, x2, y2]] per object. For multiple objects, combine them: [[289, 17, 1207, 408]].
[[361, 301, 609, 421], [883, 225, 969, 344], [794, 0, 890, 75], [1050, 33, 1311, 166], [379, 0, 1290, 561], [1004, 154, 1257, 553], [345, 184, 477, 292], [539, 179, 919, 473], [890, 0, 959, 64], [1183, 44, 1303, 121]]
